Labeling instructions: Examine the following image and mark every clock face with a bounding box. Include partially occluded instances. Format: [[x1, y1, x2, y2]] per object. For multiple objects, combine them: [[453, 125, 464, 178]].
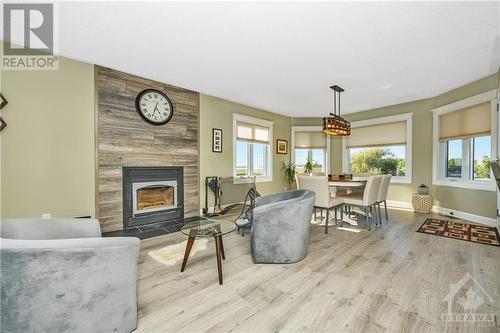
[[135, 89, 174, 125]]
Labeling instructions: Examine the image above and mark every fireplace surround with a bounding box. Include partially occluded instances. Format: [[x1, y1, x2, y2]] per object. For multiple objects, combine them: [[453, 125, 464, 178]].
[[123, 166, 184, 229]]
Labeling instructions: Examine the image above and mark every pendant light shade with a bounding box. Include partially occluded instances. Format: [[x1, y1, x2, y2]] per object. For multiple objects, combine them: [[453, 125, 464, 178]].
[[322, 85, 350, 136]]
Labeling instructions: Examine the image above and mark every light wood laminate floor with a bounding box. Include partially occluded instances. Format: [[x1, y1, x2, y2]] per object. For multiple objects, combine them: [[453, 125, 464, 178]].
[[135, 210, 500, 333]]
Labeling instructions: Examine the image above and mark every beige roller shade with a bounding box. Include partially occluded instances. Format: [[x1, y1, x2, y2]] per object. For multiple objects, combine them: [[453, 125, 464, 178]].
[[236, 122, 270, 143], [295, 131, 327, 148], [439, 102, 491, 141], [346, 121, 407, 148]]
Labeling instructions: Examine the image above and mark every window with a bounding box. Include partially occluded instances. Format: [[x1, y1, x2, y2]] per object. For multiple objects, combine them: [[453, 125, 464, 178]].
[[252, 142, 266, 176], [439, 135, 491, 182], [446, 139, 462, 178], [235, 141, 248, 176], [311, 149, 325, 172], [432, 91, 497, 191], [347, 145, 406, 177], [439, 136, 492, 185], [342, 113, 413, 183], [472, 136, 491, 180], [294, 148, 327, 173], [294, 148, 308, 173], [292, 128, 329, 174], [233, 114, 273, 182]]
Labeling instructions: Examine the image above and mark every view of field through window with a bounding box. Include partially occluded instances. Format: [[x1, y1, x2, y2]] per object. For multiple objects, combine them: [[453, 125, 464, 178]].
[[349, 145, 406, 176], [446, 136, 491, 180], [473, 136, 491, 180], [294, 148, 325, 173], [236, 141, 267, 176], [446, 139, 462, 177]]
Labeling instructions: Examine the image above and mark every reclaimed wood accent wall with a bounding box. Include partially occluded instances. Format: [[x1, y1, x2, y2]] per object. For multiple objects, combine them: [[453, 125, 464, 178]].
[[96, 66, 199, 232]]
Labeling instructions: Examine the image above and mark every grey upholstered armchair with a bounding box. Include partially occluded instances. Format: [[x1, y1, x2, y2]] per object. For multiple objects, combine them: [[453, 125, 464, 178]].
[[0, 218, 140, 333], [251, 189, 315, 264]]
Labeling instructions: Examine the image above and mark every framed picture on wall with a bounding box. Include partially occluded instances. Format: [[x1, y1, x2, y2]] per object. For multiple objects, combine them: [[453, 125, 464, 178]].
[[0, 117, 6, 131], [0, 93, 7, 110], [212, 128, 223, 153], [276, 139, 288, 154]]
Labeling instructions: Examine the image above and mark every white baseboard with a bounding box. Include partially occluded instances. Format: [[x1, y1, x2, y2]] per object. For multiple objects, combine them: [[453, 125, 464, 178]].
[[385, 200, 497, 228], [386, 200, 413, 210], [386, 200, 441, 211], [432, 206, 497, 228]]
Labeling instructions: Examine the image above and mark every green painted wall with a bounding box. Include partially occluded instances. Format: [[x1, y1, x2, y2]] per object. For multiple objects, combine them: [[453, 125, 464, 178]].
[[1, 48, 496, 221], [0, 54, 295, 218], [199, 95, 291, 209], [293, 75, 497, 218], [1, 56, 95, 218]]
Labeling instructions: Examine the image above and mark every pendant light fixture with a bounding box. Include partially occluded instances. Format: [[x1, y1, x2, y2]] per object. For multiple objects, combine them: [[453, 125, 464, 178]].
[[322, 85, 350, 136]]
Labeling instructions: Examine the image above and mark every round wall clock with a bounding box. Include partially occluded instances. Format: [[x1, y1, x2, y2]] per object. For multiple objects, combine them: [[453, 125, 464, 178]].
[[135, 89, 174, 125]]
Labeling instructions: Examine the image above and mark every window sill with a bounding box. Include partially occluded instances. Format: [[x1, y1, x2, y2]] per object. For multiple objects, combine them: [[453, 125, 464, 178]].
[[433, 179, 496, 192], [233, 176, 273, 184]]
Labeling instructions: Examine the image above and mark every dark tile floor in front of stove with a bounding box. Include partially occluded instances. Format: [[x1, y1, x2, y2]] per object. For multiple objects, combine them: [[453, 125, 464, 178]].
[[102, 216, 205, 240]]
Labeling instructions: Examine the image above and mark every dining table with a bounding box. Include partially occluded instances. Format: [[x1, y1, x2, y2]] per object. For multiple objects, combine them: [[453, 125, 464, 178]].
[[328, 177, 367, 195]]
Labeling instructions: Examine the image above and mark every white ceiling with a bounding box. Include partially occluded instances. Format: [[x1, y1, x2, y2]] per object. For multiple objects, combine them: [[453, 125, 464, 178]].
[[30, 2, 500, 116]]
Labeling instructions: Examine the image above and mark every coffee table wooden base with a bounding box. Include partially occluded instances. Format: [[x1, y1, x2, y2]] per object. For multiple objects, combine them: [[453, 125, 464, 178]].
[[214, 235, 223, 285], [180, 230, 226, 285]]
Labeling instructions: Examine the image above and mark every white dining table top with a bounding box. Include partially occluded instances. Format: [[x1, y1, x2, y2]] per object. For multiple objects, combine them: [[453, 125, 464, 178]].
[[328, 181, 365, 187], [351, 176, 369, 182]]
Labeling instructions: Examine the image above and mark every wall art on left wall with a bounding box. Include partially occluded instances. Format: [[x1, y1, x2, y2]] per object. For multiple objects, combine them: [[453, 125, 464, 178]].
[[0, 117, 7, 131], [212, 128, 223, 152], [0, 93, 8, 110]]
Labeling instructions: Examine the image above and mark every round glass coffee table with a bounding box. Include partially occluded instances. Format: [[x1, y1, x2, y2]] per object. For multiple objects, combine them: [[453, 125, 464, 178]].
[[180, 218, 236, 285]]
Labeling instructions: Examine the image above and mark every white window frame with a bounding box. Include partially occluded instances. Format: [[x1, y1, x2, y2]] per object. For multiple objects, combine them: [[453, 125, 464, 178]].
[[341, 113, 413, 184], [233, 114, 273, 184], [291, 126, 330, 174], [431, 90, 497, 191], [294, 148, 328, 173]]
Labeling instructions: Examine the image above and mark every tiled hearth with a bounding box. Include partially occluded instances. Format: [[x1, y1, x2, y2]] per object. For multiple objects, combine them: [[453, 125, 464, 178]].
[[103, 216, 205, 240]]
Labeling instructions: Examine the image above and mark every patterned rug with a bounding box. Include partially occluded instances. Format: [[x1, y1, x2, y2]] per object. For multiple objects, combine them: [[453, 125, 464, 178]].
[[417, 218, 500, 247]]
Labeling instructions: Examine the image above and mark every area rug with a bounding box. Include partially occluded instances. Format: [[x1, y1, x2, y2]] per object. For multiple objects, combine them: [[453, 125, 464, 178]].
[[417, 218, 500, 247], [148, 238, 209, 266]]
